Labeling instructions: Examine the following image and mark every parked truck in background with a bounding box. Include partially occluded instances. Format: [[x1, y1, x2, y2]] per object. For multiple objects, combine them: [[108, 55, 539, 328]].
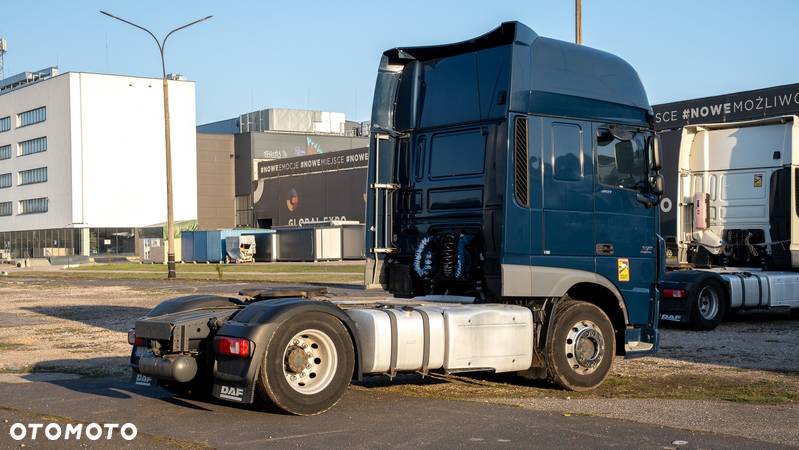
[[659, 116, 799, 330], [128, 22, 664, 416]]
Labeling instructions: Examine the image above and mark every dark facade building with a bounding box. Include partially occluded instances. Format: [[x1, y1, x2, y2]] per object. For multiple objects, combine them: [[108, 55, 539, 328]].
[[197, 108, 369, 229]]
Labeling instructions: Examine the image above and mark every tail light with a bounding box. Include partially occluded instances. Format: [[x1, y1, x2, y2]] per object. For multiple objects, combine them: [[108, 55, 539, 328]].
[[216, 337, 251, 358], [662, 288, 687, 299], [127, 328, 145, 346]]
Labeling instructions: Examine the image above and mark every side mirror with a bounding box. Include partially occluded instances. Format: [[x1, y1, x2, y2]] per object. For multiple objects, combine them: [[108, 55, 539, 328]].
[[649, 135, 662, 171], [651, 173, 664, 196]]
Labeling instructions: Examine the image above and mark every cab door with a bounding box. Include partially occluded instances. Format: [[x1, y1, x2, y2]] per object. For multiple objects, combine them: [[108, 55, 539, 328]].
[[541, 118, 594, 272], [592, 124, 657, 325]]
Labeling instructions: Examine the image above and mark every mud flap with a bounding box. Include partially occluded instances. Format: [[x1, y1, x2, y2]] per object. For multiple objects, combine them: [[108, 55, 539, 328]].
[[130, 370, 154, 388], [212, 381, 256, 404]]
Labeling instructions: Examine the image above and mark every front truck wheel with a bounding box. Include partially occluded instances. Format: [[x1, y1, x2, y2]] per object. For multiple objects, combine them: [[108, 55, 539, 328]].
[[256, 312, 355, 415], [545, 300, 615, 391]]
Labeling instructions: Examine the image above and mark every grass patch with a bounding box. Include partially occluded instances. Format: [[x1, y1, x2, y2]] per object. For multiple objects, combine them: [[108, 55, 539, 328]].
[[595, 373, 799, 403], [355, 371, 799, 404], [0, 342, 26, 351], [34, 327, 84, 336], [9, 270, 363, 284], [70, 262, 364, 274]]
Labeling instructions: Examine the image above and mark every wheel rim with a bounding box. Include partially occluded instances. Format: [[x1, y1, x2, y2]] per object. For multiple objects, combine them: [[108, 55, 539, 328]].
[[564, 320, 605, 375], [698, 286, 720, 320], [282, 329, 338, 395]]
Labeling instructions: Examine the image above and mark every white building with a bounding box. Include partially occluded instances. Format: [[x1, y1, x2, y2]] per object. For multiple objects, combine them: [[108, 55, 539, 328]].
[[0, 69, 197, 258]]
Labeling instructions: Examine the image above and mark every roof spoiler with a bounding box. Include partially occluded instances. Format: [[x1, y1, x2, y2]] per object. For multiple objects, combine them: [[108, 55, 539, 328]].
[[382, 21, 537, 64]]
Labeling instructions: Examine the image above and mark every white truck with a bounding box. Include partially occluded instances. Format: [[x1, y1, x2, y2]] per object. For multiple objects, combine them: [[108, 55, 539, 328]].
[[659, 116, 799, 329]]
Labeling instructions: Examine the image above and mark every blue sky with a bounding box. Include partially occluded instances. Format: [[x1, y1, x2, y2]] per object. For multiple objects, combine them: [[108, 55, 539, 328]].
[[2, 0, 797, 124]]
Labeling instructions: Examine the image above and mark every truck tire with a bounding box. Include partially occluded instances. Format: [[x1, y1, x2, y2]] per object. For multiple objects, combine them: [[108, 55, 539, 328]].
[[689, 279, 726, 331], [255, 312, 354, 415], [545, 300, 615, 391]]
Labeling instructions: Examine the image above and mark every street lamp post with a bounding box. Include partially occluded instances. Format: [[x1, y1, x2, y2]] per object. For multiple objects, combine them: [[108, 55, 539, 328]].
[[100, 11, 211, 279]]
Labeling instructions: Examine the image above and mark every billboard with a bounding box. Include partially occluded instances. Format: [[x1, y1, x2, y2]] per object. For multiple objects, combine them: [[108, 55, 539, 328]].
[[253, 148, 368, 226], [653, 82, 799, 131]]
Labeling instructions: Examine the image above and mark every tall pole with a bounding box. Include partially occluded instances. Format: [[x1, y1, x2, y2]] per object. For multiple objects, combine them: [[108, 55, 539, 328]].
[[100, 11, 211, 279], [575, 0, 582, 45]]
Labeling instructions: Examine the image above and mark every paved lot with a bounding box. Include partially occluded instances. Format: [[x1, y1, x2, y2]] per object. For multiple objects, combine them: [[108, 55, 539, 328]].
[[0, 276, 797, 448], [0, 377, 786, 449]]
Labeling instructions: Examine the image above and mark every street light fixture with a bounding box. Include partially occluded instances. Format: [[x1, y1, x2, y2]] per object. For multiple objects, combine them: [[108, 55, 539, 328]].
[[100, 10, 212, 279]]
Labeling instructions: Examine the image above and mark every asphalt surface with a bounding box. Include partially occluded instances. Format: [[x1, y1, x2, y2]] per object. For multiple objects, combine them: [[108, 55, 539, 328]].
[[0, 377, 788, 449]]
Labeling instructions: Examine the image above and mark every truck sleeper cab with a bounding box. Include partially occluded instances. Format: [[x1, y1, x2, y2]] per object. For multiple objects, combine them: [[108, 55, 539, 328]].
[[129, 22, 663, 416], [366, 21, 662, 380], [660, 116, 799, 329]]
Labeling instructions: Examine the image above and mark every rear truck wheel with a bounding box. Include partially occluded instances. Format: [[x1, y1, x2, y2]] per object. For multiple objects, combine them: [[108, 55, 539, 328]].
[[545, 300, 615, 391], [255, 312, 354, 415], [689, 279, 726, 331]]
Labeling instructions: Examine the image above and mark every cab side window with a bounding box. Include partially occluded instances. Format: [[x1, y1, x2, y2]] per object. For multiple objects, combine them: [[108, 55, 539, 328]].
[[596, 130, 647, 190]]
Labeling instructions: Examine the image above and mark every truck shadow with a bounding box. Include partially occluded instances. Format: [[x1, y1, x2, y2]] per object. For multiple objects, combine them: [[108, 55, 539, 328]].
[[22, 305, 151, 332], [25, 358, 298, 415], [27, 357, 217, 412]]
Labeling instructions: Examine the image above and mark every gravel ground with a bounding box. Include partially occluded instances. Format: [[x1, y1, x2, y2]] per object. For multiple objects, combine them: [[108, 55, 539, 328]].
[[0, 277, 798, 446], [493, 398, 799, 447]]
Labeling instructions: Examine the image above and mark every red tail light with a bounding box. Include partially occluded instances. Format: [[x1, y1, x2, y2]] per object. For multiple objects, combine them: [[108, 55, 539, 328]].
[[662, 288, 687, 299], [216, 337, 251, 357], [127, 328, 145, 346]]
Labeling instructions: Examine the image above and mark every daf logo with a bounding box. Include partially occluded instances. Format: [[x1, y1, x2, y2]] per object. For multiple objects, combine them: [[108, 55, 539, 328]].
[[219, 386, 244, 400], [134, 374, 152, 386]]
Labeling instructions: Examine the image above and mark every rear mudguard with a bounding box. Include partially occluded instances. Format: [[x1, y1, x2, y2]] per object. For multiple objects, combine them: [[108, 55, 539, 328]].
[[144, 294, 243, 317], [659, 270, 727, 322], [211, 297, 362, 404]]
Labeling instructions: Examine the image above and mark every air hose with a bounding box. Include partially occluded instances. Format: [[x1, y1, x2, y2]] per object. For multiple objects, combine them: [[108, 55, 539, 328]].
[[413, 236, 436, 277]]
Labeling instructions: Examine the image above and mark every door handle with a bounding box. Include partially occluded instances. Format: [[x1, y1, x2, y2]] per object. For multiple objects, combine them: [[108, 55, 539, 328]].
[[596, 243, 614, 255]]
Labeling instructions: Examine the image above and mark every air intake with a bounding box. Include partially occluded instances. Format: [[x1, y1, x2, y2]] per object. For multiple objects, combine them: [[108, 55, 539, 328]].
[[513, 116, 529, 207]]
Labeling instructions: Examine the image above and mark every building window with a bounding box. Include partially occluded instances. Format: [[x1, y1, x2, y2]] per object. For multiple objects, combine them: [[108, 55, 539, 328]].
[[17, 107, 46, 127], [18, 167, 47, 186], [0, 173, 11, 188], [0, 145, 10, 160], [0, 202, 11, 216], [19, 197, 48, 215], [0, 116, 10, 133], [19, 137, 47, 156]]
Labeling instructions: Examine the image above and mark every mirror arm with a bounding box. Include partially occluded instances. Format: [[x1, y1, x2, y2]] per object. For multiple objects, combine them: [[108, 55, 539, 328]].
[[636, 193, 659, 208]]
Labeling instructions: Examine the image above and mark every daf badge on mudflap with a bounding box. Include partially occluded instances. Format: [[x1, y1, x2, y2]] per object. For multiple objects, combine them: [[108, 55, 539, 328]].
[[133, 373, 153, 387], [218, 385, 244, 402]]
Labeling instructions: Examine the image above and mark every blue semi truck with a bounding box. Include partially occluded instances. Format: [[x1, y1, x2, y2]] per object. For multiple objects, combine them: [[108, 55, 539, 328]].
[[128, 22, 664, 415]]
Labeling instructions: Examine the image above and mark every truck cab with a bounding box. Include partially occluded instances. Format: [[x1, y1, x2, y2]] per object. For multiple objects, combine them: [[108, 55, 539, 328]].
[[365, 21, 663, 372]]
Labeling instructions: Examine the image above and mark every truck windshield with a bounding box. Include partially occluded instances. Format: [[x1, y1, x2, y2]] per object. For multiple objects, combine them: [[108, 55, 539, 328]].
[[596, 130, 648, 191]]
